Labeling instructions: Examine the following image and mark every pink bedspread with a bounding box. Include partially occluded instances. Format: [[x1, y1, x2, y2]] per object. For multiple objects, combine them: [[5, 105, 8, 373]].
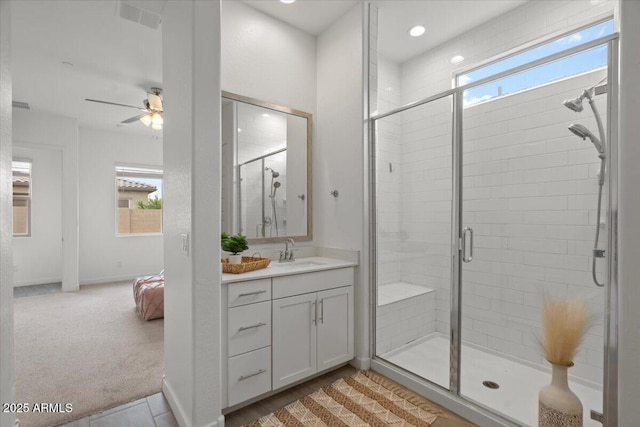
[[133, 274, 164, 321]]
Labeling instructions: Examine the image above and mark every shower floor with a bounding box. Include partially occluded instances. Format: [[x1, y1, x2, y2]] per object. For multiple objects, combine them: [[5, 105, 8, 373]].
[[380, 334, 602, 427]]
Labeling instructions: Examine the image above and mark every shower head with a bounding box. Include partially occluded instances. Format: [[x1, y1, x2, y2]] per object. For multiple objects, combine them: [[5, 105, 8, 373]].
[[563, 76, 607, 112], [563, 97, 585, 112], [568, 124, 604, 153], [265, 167, 280, 178]]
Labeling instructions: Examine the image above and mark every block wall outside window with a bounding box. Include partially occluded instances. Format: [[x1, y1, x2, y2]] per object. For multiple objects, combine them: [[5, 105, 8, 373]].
[[115, 165, 163, 236], [12, 160, 31, 237]]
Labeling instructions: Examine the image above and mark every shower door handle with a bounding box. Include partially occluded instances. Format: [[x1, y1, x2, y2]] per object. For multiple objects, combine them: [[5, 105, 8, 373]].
[[462, 227, 474, 263]]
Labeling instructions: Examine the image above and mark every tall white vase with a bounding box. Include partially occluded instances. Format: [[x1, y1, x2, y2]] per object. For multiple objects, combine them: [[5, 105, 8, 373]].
[[538, 363, 583, 427]]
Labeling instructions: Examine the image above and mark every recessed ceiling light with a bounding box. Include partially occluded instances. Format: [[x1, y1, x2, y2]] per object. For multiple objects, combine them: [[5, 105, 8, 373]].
[[280, 0, 296, 3], [450, 55, 465, 64], [238, 128, 242, 133], [262, 113, 270, 118], [409, 25, 426, 37]]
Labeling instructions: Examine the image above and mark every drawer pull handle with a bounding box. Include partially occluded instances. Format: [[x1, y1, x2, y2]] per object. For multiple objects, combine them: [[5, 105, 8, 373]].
[[239, 369, 267, 381], [238, 322, 267, 331], [238, 290, 267, 297]]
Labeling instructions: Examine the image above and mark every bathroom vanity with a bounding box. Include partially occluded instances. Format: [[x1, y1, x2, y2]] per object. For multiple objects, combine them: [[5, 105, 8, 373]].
[[221, 257, 356, 410]]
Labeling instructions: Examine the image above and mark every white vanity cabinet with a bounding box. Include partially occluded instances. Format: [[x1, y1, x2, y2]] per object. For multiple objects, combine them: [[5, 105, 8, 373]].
[[272, 285, 353, 389], [222, 263, 355, 409]]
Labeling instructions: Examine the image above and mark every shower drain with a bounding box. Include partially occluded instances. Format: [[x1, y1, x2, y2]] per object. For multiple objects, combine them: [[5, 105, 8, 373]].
[[482, 381, 500, 389]]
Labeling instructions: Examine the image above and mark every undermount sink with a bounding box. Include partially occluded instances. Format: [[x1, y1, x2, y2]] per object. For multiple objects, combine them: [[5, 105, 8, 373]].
[[272, 260, 326, 268]]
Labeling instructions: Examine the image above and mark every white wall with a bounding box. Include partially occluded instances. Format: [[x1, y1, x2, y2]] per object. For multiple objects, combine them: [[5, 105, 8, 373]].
[[221, 0, 317, 252], [0, 1, 16, 424], [162, 1, 222, 426], [78, 128, 163, 284], [12, 146, 62, 286], [617, 0, 640, 423], [12, 109, 79, 291], [316, 3, 366, 366], [221, 1, 316, 117]]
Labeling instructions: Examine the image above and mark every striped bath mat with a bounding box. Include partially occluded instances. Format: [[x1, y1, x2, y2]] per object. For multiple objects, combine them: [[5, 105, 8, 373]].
[[246, 371, 443, 426]]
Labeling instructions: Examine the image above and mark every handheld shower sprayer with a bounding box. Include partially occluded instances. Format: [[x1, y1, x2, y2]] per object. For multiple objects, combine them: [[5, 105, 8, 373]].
[[563, 76, 608, 288], [568, 124, 604, 154]]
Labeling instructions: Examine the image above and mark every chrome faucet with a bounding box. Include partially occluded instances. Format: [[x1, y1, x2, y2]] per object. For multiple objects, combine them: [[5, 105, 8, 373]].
[[279, 238, 295, 262]]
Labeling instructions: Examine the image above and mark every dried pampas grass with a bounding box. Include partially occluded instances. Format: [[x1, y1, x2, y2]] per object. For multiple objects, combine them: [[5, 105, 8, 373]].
[[541, 298, 591, 366]]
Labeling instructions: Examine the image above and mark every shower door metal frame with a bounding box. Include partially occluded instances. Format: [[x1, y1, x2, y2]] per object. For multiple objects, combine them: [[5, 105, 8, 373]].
[[369, 33, 620, 427]]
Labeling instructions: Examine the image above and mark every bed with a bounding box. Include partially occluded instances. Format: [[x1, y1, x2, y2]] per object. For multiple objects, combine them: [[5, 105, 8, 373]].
[[133, 273, 164, 321]]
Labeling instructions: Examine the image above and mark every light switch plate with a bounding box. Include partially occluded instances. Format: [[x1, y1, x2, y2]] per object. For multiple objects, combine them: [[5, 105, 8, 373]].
[[181, 233, 190, 256]]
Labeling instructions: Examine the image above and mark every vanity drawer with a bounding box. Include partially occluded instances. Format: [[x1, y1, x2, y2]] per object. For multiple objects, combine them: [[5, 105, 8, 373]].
[[228, 301, 271, 357], [272, 267, 354, 299], [228, 278, 271, 307], [228, 346, 271, 406]]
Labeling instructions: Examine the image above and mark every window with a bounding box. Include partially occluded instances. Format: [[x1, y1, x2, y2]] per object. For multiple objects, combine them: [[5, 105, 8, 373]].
[[12, 160, 32, 237], [459, 19, 614, 107], [115, 165, 163, 235]]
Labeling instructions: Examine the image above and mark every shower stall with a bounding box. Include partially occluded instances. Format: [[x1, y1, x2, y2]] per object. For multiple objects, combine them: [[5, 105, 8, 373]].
[[237, 150, 288, 238], [369, 11, 618, 427]]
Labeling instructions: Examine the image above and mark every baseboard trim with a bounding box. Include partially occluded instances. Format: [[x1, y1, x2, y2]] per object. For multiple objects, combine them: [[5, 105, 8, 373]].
[[13, 277, 62, 288], [163, 378, 191, 427], [79, 273, 159, 286], [162, 379, 225, 427], [351, 357, 371, 370]]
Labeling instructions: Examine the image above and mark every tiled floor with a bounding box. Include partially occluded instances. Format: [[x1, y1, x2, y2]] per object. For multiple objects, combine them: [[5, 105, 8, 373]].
[[59, 393, 177, 427], [60, 365, 475, 427]]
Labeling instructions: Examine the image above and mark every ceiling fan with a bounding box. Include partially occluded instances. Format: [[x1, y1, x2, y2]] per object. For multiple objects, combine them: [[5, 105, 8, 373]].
[[85, 87, 164, 130]]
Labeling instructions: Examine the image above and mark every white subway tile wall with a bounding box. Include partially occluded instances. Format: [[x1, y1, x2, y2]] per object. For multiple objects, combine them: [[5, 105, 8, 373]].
[[374, 0, 616, 386], [376, 283, 435, 354]]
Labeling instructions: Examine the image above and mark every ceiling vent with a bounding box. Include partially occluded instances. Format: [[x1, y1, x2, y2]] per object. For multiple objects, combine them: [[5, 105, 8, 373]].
[[118, 1, 162, 30], [12, 101, 30, 110]]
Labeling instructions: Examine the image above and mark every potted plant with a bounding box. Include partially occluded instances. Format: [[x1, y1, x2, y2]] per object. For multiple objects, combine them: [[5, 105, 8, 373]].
[[221, 232, 248, 265]]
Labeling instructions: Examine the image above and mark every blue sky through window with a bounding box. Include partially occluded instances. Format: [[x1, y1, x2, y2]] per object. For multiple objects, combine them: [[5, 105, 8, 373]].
[[460, 19, 613, 107]]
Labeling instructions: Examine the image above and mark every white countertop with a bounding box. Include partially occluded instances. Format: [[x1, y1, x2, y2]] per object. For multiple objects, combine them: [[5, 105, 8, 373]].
[[221, 256, 357, 284]]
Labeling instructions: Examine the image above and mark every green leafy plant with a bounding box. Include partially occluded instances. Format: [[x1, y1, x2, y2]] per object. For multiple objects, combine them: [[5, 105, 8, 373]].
[[137, 195, 162, 209], [221, 233, 248, 255]]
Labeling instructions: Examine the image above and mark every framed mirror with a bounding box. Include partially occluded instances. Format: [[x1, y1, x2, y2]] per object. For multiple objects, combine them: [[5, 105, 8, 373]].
[[221, 91, 312, 243]]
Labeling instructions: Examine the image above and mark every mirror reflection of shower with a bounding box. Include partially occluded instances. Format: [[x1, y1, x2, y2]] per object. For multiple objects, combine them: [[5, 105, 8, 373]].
[[236, 148, 287, 238], [563, 76, 607, 287], [266, 167, 281, 237]]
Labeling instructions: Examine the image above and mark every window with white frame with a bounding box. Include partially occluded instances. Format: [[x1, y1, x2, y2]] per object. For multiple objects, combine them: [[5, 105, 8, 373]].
[[115, 165, 163, 235], [459, 19, 614, 107], [12, 160, 32, 237]]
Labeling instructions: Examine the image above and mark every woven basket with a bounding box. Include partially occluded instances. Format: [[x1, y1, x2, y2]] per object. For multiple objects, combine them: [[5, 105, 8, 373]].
[[221, 256, 271, 274]]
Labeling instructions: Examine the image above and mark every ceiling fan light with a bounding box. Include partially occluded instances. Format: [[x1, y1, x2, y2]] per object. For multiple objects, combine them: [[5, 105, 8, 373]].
[[151, 112, 163, 125], [140, 115, 152, 127], [151, 122, 163, 130]]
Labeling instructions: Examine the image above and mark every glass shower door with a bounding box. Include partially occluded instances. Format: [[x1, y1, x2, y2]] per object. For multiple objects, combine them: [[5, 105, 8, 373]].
[[458, 65, 608, 425], [373, 95, 454, 390]]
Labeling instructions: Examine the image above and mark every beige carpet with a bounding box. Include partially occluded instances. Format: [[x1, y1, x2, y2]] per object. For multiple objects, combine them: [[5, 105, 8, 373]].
[[246, 371, 442, 427], [14, 281, 164, 427]]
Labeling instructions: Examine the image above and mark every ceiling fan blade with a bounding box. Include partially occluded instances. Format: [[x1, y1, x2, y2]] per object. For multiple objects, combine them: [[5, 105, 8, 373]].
[[85, 98, 147, 111], [121, 113, 150, 124], [147, 93, 163, 111]]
